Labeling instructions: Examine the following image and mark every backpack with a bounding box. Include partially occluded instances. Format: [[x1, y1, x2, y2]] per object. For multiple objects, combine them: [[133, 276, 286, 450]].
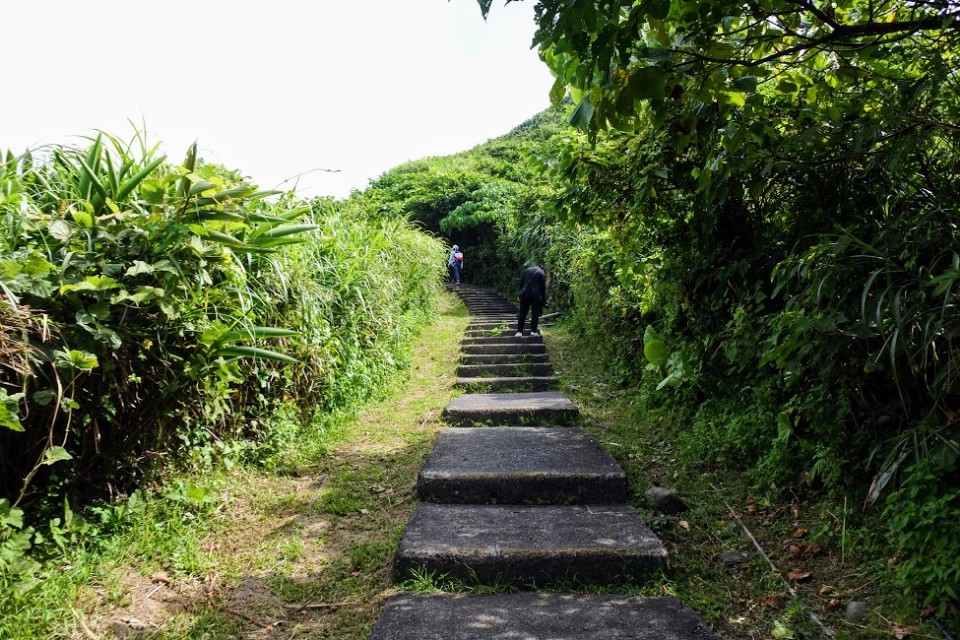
[[454, 251, 464, 263]]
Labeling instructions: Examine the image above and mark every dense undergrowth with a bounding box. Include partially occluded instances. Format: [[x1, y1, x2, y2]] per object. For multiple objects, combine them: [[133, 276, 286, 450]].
[[545, 324, 945, 640], [0, 131, 445, 618], [362, 57, 958, 620]]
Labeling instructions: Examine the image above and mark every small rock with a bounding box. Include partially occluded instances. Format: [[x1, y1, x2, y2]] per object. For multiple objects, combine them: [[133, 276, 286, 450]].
[[845, 600, 870, 622], [120, 617, 149, 630], [717, 551, 752, 566], [645, 486, 689, 514]]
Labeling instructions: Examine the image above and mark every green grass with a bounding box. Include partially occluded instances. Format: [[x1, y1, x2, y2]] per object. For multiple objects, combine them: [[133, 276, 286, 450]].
[[1, 290, 468, 639]]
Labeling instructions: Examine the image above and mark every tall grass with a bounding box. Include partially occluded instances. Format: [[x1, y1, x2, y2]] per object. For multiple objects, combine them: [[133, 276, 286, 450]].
[[0, 131, 445, 609]]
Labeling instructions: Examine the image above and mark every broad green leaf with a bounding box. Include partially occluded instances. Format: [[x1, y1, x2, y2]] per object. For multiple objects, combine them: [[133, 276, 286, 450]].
[[777, 413, 792, 441], [71, 209, 94, 228], [627, 67, 666, 101], [0, 390, 25, 432], [41, 446, 73, 466], [253, 224, 319, 240], [112, 286, 166, 305], [125, 261, 155, 276], [32, 390, 56, 407], [733, 76, 758, 93], [178, 143, 198, 198], [22, 253, 54, 276], [568, 95, 595, 130], [60, 276, 121, 294], [0, 499, 24, 528], [549, 77, 567, 106], [275, 204, 312, 221], [115, 155, 166, 202], [216, 345, 298, 364], [209, 326, 298, 345], [194, 211, 247, 222], [89, 302, 111, 319], [188, 180, 217, 196], [204, 229, 244, 245], [645, 0, 670, 20], [210, 185, 256, 201], [249, 327, 299, 338], [54, 349, 99, 371], [643, 325, 669, 367], [776, 80, 798, 94]]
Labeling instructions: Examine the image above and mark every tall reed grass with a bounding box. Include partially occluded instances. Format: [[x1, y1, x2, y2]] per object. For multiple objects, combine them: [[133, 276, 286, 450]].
[[0, 131, 445, 601]]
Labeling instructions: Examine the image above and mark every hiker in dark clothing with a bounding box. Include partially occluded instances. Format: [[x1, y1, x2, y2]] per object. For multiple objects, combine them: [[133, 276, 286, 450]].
[[516, 264, 547, 337]]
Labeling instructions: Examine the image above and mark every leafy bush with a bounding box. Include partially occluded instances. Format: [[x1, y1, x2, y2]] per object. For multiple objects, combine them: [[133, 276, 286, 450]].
[[0, 134, 315, 505], [884, 449, 960, 610], [0, 130, 444, 578]]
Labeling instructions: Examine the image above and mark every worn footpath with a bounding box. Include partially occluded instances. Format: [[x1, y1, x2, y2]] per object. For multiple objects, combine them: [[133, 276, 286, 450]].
[[369, 284, 717, 639]]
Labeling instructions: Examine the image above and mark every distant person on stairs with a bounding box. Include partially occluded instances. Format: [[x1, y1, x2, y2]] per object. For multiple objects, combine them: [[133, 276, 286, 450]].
[[447, 245, 464, 285], [516, 263, 546, 337]]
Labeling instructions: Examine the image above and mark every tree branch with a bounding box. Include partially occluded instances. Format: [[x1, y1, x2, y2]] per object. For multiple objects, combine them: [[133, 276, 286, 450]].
[[673, 12, 957, 68], [782, 0, 842, 29]]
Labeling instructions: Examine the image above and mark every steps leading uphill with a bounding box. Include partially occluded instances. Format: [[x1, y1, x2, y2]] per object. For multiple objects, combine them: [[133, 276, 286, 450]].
[[369, 284, 716, 640]]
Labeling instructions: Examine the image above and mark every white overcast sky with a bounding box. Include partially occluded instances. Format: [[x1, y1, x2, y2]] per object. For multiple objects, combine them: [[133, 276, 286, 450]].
[[2, 1, 554, 199]]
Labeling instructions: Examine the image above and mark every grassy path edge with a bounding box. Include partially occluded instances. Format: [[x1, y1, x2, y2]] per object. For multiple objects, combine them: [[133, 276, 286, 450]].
[[66, 291, 469, 639]]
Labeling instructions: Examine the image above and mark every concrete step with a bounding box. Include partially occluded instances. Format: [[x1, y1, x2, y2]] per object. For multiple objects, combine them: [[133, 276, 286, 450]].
[[461, 343, 546, 356], [468, 321, 517, 327], [456, 292, 509, 299], [417, 427, 626, 504], [394, 504, 667, 585], [467, 321, 517, 328], [464, 330, 515, 338], [457, 363, 554, 377], [443, 391, 578, 426], [465, 328, 539, 337], [460, 353, 550, 365], [455, 376, 558, 392], [462, 335, 543, 346], [371, 593, 717, 640], [467, 307, 518, 322], [471, 311, 518, 322], [461, 305, 512, 310]]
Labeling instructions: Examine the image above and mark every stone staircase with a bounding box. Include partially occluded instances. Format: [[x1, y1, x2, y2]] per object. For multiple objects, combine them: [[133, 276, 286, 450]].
[[370, 285, 716, 639]]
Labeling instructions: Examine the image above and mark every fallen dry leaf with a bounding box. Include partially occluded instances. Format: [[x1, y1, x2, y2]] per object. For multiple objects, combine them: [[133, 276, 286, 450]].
[[678, 520, 690, 531], [891, 622, 914, 639], [791, 527, 808, 538], [823, 599, 842, 612], [818, 584, 838, 596], [786, 570, 812, 582], [801, 542, 823, 555], [150, 571, 171, 585], [761, 594, 787, 609]]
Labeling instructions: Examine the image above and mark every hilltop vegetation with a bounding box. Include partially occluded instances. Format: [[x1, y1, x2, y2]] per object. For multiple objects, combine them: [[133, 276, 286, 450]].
[[360, 0, 959, 620], [0, 0, 956, 633], [0, 132, 443, 630]]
